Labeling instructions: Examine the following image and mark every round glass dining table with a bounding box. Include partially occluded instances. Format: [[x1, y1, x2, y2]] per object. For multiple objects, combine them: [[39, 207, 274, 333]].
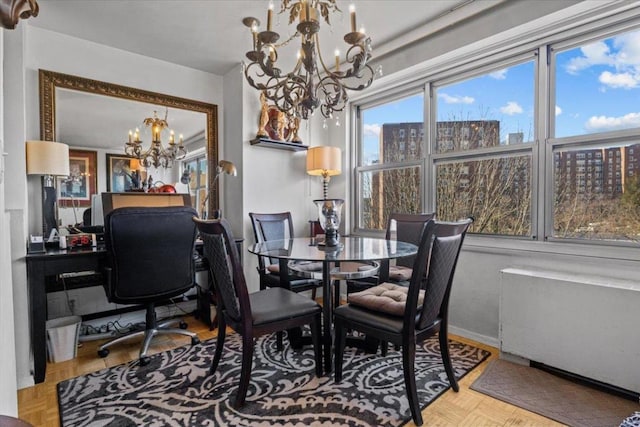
[[248, 236, 418, 373]]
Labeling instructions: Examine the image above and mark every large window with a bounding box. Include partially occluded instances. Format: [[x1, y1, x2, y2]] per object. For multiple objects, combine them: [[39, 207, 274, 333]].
[[354, 16, 640, 244], [551, 28, 640, 242], [433, 60, 535, 236], [182, 154, 208, 216], [356, 93, 424, 231]]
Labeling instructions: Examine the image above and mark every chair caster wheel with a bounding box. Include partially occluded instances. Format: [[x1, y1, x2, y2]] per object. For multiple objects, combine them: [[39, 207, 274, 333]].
[[179, 321, 188, 329], [191, 336, 200, 345], [98, 348, 109, 358], [139, 357, 150, 366]]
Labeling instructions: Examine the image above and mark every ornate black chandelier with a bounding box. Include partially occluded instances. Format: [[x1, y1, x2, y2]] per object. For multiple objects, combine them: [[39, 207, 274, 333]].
[[124, 108, 187, 169], [242, 0, 376, 121]]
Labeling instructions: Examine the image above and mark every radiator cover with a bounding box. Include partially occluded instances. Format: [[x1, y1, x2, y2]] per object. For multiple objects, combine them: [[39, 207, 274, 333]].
[[500, 268, 640, 394]]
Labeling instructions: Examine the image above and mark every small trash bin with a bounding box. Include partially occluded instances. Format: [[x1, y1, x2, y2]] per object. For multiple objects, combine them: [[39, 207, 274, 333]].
[[45, 316, 81, 363]]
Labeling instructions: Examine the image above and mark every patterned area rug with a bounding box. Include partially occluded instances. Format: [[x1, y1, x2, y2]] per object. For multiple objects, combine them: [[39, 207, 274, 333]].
[[58, 333, 490, 426], [471, 359, 640, 427]]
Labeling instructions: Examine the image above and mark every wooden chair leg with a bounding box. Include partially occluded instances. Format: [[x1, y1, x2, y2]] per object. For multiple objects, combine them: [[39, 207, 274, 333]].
[[380, 341, 389, 356], [402, 341, 423, 426], [209, 316, 226, 375], [234, 333, 255, 408], [334, 317, 347, 382], [276, 331, 284, 351], [311, 313, 322, 376], [439, 329, 459, 392]]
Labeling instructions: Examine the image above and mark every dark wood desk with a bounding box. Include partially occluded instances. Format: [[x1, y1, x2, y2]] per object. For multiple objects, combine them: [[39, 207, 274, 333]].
[[25, 246, 107, 384], [25, 239, 242, 384]]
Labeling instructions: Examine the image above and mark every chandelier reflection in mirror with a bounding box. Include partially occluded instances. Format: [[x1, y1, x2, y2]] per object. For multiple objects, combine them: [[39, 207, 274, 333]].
[[124, 108, 187, 168], [242, 0, 376, 121]]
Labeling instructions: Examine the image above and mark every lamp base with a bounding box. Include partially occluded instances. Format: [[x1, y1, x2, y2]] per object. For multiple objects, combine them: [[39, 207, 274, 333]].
[[317, 241, 343, 251]]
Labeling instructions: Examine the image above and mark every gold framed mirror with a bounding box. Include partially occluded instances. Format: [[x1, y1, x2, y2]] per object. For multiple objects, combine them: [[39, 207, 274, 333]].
[[38, 69, 219, 215]]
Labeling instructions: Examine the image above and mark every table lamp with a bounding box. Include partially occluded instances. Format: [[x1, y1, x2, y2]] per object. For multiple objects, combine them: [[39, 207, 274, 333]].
[[306, 146, 341, 199], [201, 159, 237, 219], [26, 140, 70, 241], [307, 146, 343, 247]]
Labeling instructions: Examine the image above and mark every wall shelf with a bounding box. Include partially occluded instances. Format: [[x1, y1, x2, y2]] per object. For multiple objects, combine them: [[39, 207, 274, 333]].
[[250, 138, 308, 152]]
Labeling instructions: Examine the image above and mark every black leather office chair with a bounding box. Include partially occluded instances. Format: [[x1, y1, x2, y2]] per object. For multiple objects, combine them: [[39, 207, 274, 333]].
[[97, 206, 200, 365], [194, 217, 322, 408], [334, 218, 473, 426]]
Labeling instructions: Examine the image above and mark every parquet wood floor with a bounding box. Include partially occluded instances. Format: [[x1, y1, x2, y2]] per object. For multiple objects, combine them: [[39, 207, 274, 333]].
[[17, 315, 563, 426]]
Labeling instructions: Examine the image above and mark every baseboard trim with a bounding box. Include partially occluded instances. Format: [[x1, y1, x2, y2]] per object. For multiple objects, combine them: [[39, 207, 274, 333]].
[[448, 325, 499, 349]]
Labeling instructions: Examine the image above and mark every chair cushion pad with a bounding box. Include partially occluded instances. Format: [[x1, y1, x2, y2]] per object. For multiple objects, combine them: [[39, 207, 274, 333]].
[[249, 287, 321, 326], [347, 282, 424, 317], [290, 261, 323, 272], [266, 264, 280, 273], [388, 265, 413, 282]]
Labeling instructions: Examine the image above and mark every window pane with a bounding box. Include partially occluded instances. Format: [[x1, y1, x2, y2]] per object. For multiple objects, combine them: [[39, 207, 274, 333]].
[[555, 29, 640, 138], [553, 142, 640, 241], [436, 61, 534, 153], [436, 156, 532, 236], [359, 166, 421, 231], [361, 94, 424, 165], [198, 157, 208, 187]]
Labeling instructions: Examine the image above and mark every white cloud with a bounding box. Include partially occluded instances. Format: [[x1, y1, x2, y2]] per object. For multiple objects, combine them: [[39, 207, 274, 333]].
[[489, 69, 508, 80], [500, 101, 523, 115], [564, 30, 640, 90], [438, 93, 474, 104], [599, 71, 639, 89], [555, 105, 562, 116], [584, 112, 640, 131], [565, 41, 613, 74], [363, 123, 381, 138]]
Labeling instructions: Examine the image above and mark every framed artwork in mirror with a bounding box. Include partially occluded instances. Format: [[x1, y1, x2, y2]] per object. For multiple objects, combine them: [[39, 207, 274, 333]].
[[56, 149, 97, 207], [106, 153, 143, 192]]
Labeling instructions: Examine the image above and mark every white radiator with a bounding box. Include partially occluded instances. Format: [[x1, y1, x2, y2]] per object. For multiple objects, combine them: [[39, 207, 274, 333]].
[[500, 268, 640, 394]]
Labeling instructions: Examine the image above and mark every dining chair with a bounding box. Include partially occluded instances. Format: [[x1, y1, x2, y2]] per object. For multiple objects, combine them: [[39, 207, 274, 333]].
[[333, 218, 473, 426], [249, 212, 323, 296], [347, 212, 435, 295], [194, 217, 322, 408]]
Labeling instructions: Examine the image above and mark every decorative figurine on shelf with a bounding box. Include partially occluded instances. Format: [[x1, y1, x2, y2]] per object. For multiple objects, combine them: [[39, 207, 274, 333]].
[[256, 91, 269, 138], [265, 106, 289, 141], [288, 114, 302, 143]]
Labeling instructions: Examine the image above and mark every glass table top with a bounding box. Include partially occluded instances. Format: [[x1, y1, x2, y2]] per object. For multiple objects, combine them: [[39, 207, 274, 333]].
[[248, 236, 418, 262]]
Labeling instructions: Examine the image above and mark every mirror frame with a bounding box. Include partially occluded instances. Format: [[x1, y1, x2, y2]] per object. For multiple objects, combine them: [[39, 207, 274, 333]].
[[38, 69, 219, 214]]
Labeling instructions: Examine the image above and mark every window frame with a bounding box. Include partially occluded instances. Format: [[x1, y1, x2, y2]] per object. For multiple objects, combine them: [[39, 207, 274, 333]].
[[181, 149, 208, 216], [353, 86, 427, 235], [350, 6, 640, 249]]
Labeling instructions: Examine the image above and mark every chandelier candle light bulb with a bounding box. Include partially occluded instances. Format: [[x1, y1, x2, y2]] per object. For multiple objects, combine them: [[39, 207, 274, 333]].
[[349, 4, 356, 32], [267, 1, 273, 31]]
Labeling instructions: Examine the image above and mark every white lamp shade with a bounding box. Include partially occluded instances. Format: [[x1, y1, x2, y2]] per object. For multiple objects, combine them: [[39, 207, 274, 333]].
[[26, 140, 70, 176], [306, 146, 341, 176]]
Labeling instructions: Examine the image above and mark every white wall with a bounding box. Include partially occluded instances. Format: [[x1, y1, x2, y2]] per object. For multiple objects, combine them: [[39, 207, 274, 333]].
[[0, 27, 19, 417], [4, 25, 223, 388]]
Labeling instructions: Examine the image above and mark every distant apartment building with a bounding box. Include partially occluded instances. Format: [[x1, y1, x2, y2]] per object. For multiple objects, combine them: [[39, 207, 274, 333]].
[[366, 119, 640, 231], [554, 144, 640, 197]]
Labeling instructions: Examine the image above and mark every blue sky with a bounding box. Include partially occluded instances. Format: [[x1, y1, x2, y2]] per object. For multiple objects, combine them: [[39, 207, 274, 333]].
[[362, 29, 640, 164]]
